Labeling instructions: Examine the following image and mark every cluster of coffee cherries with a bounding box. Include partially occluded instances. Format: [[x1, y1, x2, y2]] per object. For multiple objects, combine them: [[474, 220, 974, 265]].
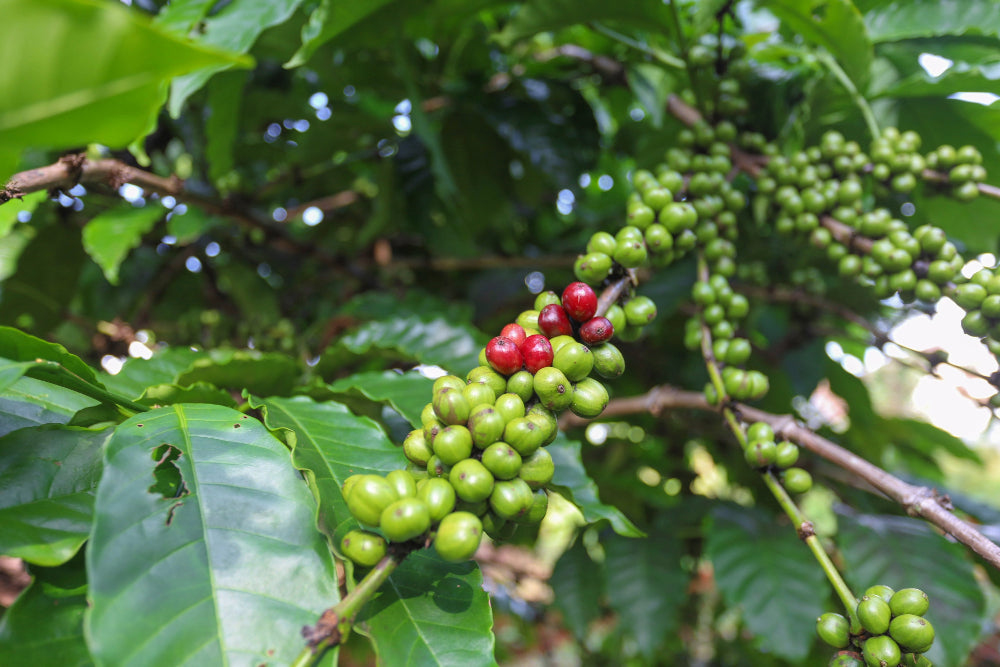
[[926, 143, 988, 202], [338, 282, 636, 568], [818, 585, 935, 666], [737, 421, 812, 493]]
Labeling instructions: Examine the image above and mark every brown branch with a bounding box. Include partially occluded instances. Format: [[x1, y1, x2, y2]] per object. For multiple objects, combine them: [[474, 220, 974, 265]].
[[596, 271, 636, 318], [921, 168, 1000, 201], [561, 384, 1000, 571]]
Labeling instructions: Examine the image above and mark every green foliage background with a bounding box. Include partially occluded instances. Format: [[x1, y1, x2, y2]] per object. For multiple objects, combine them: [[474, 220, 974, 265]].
[[1, 0, 1000, 665]]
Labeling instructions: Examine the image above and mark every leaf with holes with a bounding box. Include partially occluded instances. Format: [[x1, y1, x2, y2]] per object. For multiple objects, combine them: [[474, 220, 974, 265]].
[[250, 394, 407, 545], [839, 513, 985, 667], [358, 549, 496, 667], [706, 504, 828, 661], [0, 424, 110, 566], [547, 433, 642, 537], [85, 404, 339, 666]]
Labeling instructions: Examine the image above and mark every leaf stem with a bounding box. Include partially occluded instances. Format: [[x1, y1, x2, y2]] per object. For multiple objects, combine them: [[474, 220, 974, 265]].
[[815, 51, 879, 141], [293, 550, 404, 667], [588, 22, 686, 69]]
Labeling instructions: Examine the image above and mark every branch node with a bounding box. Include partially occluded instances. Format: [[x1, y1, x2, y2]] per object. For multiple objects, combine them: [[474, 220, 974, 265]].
[[301, 609, 341, 649], [797, 521, 816, 540]]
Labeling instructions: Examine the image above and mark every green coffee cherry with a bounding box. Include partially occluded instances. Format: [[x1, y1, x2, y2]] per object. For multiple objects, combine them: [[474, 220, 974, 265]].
[[781, 467, 813, 494], [591, 342, 626, 378], [864, 584, 895, 602], [857, 595, 892, 635], [467, 405, 506, 448], [417, 477, 457, 523], [533, 366, 574, 412], [624, 296, 658, 326], [862, 635, 901, 667], [403, 429, 433, 467], [466, 365, 507, 398], [346, 475, 399, 527], [340, 529, 387, 567], [570, 377, 609, 418], [587, 231, 618, 256], [505, 371, 535, 402], [816, 612, 851, 649], [386, 469, 417, 499], [828, 651, 865, 667], [433, 425, 474, 465], [889, 588, 929, 617], [489, 478, 534, 520], [433, 511, 483, 562], [433, 386, 471, 425], [553, 342, 595, 382], [380, 497, 431, 542], [534, 291, 561, 311], [515, 489, 549, 524], [494, 392, 526, 422], [889, 614, 934, 653], [519, 448, 555, 490], [481, 442, 522, 480], [575, 252, 614, 284], [449, 458, 496, 503], [745, 440, 776, 468], [774, 441, 799, 468], [504, 416, 547, 456]]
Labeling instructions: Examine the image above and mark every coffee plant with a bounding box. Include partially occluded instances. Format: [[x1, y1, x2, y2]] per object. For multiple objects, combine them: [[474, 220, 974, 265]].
[[3, 1, 1000, 666]]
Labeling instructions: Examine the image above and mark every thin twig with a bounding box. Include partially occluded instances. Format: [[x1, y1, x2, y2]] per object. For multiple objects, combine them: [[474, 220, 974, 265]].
[[561, 384, 1000, 571]]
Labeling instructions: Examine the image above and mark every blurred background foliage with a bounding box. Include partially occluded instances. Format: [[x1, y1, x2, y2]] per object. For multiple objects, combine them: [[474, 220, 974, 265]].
[[3, 0, 1000, 664]]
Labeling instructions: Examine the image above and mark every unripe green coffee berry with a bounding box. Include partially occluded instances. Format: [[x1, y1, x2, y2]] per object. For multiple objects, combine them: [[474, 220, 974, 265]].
[[553, 342, 595, 382], [624, 296, 658, 327], [417, 477, 456, 522], [548, 334, 576, 355], [503, 416, 547, 457], [533, 366, 574, 412], [433, 386, 471, 426], [527, 404, 559, 445], [519, 447, 556, 490], [433, 511, 483, 562], [481, 442, 522, 480], [433, 375, 466, 394], [889, 614, 934, 653], [571, 377, 610, 418], [816, 612, 851, 649], [505, 372, 535, 403], [516, 309, 540, 332], [591, 342, 626, 378], [864, 584, 895, 601], [587, 231, 618, 256], [516, 489, 549, 524], [494, 392, 526, 422], [386, 469, 417, 499], [774, 440, 800, 468], [463, 381, 496, 410], [747, 421, 774, 444], [889, 588, 929, 617], [490, 478, 534, 520], [346, 475, 399, 527], [857, 595, 892, 635], [380, 497, 432, 542], [467, 405, 505, 448], [467, 365, 507, 397], [341, 529, 387, 568], [862, 635, 901, 667], [433, 425, 474, 465], [627, 202, 656, 229], [745, 440, 776, 468], [403, 429, 433, 467], [781, 467, 813, 494], [828, 651, 865, 667], [575, 252, 614, 285], [449, 458, 496, 503]]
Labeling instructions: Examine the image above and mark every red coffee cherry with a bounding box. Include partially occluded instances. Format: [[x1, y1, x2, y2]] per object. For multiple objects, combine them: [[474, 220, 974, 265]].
[[561, 282, 598, 322], [521, 334, 554, 373], [578, 316, 614, 345], [485, 336, 523, 375], [500, 322, 527, 348], [537, 303, 573, 338]]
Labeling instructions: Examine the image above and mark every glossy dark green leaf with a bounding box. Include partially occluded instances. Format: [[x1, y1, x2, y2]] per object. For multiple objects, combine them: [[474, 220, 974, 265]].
[[706, 504, 827, 661], [547, 433, 643, 537], [169, 0, 305, 114], [0, 377, 99, 438], [760, 0, 872, 87], [251, 395, 407, 543], [875, 61, 1000, 98], [175, 349, 301, 396], [137, 382, 238, 408], [205, 72, 246, 185], [358, 549, 497, 667], [0, 0, 250, 175], [839, 513, 985, 666], [329, 315, 487, 376], [0, 553, 91, 667], [324, 369, 433, 428], [154, 0, 215, 34], [86, 404, 339, 666], [549, 539, 604, 638], [288, 0, 398, 67], [0, 424, 109, 566], [81, 204, 164, 285], [495, 0, 675, 48], [0, 327, 100, 389], [603, 511, 687, 657], [861, 0, 1000, 42], [98, 346, 205, 399]]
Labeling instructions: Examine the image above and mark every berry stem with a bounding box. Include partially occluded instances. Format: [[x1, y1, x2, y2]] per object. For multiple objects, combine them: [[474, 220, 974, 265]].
[[814, 51, 880, 141], [294, 551, 405, 666]]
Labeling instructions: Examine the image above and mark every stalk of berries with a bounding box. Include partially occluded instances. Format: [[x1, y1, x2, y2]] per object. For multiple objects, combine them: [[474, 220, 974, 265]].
[[818, 585, 935, 666], [338, 280, 647, 568]]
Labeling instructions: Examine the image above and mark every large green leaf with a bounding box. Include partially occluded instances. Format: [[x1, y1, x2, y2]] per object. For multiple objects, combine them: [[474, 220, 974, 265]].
[[706, 504, 828, 662], [0, 326, 101, 390], [861, 0, 1000, 42], [495, 0, 675, 48], [324, 369, 433, 428], [86, 404, 339, 666], [839, 513, 985, 667], [327, 315, 487, 376], [168, 0, 306, 114], [759, 0, 873, 87], [0, 424, 110, 566], [547, 433, 643, 537], [875, 61, 1000, 98], [359, 550, 497, 667], [251, 395, 407, 544], [0, 553, 92, 667], [99, 346, 206, 399], [603, 512, 688, 657], [175, 349, 301, 397], [154, 0, 216, 35], [287, 0, 398, 67], [0, 0, 250, 175], [549, 539, 604, 638], [81, 204, 164, 285], [204, 72, 246, 185], [0, 377, 99, 438]]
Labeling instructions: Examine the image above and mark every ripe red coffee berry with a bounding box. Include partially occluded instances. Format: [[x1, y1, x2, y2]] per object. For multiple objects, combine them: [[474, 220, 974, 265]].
[[537, 304, 573, 338], [561, 282, 598, 322], [499, 322, 527, 349], [579, 316, 614, 345], [486, 336, 523, 375], [521, 334, 554, 373]]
